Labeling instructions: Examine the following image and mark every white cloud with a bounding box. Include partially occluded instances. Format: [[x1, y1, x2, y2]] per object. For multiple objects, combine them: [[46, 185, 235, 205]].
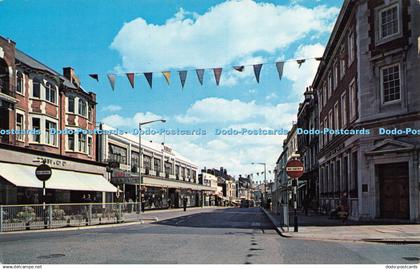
[[283, 43, 325, 96], [175, 97, 297, 128], [101, 112, 164, 128], [111, 0, 339, 72], [101, 104, 122, 112]]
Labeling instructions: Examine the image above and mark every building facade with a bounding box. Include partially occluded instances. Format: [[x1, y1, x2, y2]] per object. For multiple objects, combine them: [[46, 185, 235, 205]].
[[97, 124, 213, 209], [314, 0, 420, 222], [0, 36, 116, 205]]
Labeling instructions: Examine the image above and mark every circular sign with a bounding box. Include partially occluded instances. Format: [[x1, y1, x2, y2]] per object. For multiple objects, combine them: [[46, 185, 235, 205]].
[[285, 159, 304, 178], [35, 164, 52, 181]]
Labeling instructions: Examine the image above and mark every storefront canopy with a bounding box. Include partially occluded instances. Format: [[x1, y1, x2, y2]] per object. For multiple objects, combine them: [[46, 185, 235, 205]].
[[0, 163, 117, 192]]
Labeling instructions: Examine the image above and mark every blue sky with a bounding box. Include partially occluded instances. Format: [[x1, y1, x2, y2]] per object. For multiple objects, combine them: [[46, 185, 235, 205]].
[[0, 0, 342, 179]]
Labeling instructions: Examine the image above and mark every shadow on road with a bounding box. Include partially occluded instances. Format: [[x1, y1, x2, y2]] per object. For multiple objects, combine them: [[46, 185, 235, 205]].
[[155, 207, 275, 230]]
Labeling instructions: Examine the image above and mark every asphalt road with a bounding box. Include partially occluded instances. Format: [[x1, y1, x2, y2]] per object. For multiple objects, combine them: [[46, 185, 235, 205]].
[[0, 207, 419, 264]]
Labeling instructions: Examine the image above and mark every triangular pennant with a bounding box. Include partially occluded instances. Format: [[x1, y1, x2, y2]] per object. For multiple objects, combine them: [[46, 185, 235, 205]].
[[107, 74, 116, 91], [89, 74, 99, 81], [126, 73, 135, 89], [253, 64, 263, 83], [162, 71, 171, 85], [233, 66, 244, 72], [297, 59, 306, 68], [213, 68, 222, 86], [196, 69, 204, 85], [275, 62, 285, 80], [144, 72, 153, 88], [179, 70, 188, 89]]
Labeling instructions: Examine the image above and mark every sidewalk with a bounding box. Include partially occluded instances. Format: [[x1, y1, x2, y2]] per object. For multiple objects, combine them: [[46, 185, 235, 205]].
[[262, 208, 420, 243]]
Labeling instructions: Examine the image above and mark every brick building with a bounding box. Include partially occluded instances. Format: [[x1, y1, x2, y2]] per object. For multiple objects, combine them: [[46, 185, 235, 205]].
[[0, 36, 116, 205]]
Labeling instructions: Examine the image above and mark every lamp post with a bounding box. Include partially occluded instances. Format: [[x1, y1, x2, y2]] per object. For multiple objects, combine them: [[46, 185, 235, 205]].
[[251, 162, 266, 208], [138, 119, 166, 214]]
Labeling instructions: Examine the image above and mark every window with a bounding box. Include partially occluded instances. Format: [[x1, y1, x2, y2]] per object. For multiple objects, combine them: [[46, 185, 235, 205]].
[[181, 167, 186, 178], [131, 151, 139, 171], [323, 82, 327, 106], [109, 143, 127, 164], [328, 73, 332, 98], [32, 77, 41, 98], [348, 30, 355, 65], [88, 106, 93, 122], [340, 45, 346, 79], [349, 80, 357, 120], [45, 120, 57, 146], [154, 159, 161, 172], [164, 161, 172, 175], [68, 133, 75, 151], [319, 89, 323, 111], [379, 4, 399, 40], [16, 113, 24, 141], [78, 99, 87, 117], [175, 165, 180, 176], [341, 93, 347, 127], [328, 110, 333, 140], [320, 122, 324, 148], [68, 96, 75, 113], [88, 137, 92, 156], [334, 102, 340, 130], [79, 133, 87, 153], [16, 72, 23, 94], [45, 82, 56, 104], [351, 151, 358, 197], [192, 170, 196, 182], [324, 118, 328, 144], [32, 118, 40, 143], [143, 155, 152, 170], [381, 64, 401, 103], [333, 62, 338, 89]]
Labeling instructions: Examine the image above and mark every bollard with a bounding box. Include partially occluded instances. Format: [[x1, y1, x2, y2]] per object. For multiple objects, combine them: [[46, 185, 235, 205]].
[[0, 205, 3, 233], [48, 205, 53, 229]]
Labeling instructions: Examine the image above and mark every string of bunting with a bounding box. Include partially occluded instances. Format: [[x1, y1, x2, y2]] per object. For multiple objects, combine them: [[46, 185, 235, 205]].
[[89, 57, 323, 90]]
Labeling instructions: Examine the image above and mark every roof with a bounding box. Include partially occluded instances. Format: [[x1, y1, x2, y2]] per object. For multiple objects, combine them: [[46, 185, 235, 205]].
[[15, 49, 87, 93], [101, 124, 197, 168]]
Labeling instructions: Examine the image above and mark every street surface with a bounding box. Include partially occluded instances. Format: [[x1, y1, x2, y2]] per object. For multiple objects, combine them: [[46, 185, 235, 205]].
[[0, 208, 419, 264]]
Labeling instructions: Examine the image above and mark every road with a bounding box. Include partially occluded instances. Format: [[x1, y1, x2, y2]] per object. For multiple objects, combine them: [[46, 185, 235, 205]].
[[0, 207, 419, 264]]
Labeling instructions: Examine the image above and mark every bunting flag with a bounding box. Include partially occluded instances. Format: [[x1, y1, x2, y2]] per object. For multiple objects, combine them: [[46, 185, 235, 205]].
[[253, 64, 263, 83], [126, 73, 135, 89], [162, 71, 171, 85], [213, 68, 222, 86], [179, 71, 188, 88], [276, 62, 285, 80], [297, 59, 306, 68], [144, 72, 153, 88], [89, 74, 99, 81], [196, 69, 204, 85], [107, 74, 116, 91], [233, 66, 244, 72], [315, 57, 323, 61], [256, 172, 259, 176]]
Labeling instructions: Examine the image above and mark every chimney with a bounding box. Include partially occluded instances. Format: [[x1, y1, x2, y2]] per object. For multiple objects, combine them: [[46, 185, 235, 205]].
[[63, 67, 80, 87]]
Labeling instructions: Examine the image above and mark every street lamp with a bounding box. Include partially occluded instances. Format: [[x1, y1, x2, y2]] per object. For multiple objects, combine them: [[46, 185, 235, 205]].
[[138, 119, 166, 214], [251, 162, 267, 207]]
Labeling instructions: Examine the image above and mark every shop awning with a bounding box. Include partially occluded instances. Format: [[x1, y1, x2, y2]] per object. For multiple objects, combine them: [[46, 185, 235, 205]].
[[0, 163, 117, 192]]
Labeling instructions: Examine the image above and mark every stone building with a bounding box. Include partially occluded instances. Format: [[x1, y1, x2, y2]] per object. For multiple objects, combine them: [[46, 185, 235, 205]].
[[314, 0, 420, 222]]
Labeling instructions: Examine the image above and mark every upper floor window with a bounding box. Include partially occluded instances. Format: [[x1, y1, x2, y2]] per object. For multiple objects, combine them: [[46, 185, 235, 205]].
[[16, 71, 23, 94], [88, 136, 92, 156], [341, 92, 347, 127], [32, 77, 41, 98], [79, 133, 87, 153], [16, 112, 24, 141], [333, 62, 338, 89], [334, 102, 340, 130], [45, 82, 57, 104], [108, 143, 127, 164], [323, 82, 327, 106], [68, 96, 75, 113], [348, 30, 355, 65], [143, 155, 152, 170], [32, 117, 41, 143], [88, 106, 93, 122], [45, 120, 57, 146], [381, 63, 401, 103], [154, 158, 161, 172], [78, 99, 87, 117], [327, 73, 332, 98], [349, 80, 357, 120], [68, 133, 75, 151], [340, 45, 346, 79], [318, 89, 323, 111], [131, 151, 139, 171], [379, 4, 400, 40]]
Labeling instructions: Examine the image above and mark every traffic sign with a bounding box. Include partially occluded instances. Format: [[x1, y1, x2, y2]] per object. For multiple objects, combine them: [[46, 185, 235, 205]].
[[285, 159, 304, 178], [35, 164, 52, 181]]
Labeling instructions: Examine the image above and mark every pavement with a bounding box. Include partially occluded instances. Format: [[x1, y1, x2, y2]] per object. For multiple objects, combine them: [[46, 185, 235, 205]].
[[1, 207, 419, 264], [262, 208, 420, 244]]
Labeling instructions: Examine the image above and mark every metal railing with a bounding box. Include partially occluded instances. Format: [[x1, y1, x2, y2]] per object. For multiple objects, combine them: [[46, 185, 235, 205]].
[[0, 202, 145, 232]]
